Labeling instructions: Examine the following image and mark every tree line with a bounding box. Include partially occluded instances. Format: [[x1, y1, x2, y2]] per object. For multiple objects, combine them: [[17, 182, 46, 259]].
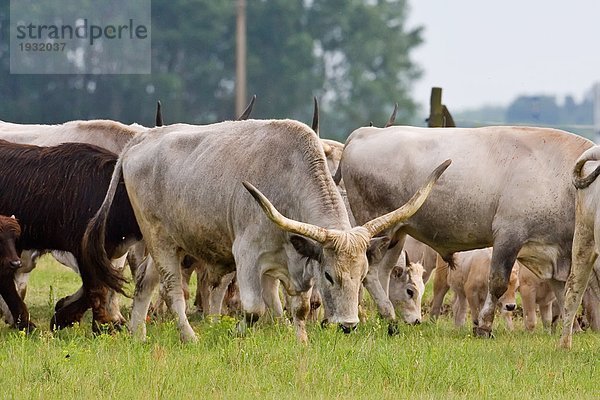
[[0, 0, 422, 140]]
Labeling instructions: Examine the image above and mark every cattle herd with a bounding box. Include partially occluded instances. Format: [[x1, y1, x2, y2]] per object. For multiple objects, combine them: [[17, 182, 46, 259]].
[[0, 98, 598, 350]]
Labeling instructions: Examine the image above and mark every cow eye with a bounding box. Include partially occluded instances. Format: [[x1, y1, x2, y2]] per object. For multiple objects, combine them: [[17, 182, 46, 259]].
[[406, 288, 414, 298], [324, 271, 334, 285]]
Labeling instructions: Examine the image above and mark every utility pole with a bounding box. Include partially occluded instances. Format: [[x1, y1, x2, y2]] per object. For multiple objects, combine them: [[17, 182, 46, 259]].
[[235, 0, 247, 117]]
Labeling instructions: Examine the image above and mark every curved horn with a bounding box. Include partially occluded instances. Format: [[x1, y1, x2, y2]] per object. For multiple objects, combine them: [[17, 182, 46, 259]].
[[573, 147, 600, 189], [155, 100, 163, 127], [242, 181, 328, 243], [384, 103, 398, 128], [237, 95, 256, 121], [362, 159, 451, 237], [311, 97, 319, 136]]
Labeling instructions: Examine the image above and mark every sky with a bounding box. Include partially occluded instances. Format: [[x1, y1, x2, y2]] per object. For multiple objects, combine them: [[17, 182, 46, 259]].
[[406, 1, 600, 112]]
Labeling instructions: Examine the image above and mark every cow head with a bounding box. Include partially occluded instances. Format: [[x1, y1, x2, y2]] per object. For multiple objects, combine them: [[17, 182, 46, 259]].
[[243, 159, 451, 333], [0, 215, 22, 272], [389, 253, 425, 325]]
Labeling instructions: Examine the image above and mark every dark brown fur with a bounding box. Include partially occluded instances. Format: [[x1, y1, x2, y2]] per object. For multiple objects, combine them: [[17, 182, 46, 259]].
[[0, 215, 31, 330], [0, 140, 142, 330]]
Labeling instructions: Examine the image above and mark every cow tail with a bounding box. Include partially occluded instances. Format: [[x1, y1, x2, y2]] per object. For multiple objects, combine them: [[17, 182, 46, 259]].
[[443, 253, 456, 270], [82, 135, 145, 296], [573, 159, 600, 190], [573, 147, 600, 189]]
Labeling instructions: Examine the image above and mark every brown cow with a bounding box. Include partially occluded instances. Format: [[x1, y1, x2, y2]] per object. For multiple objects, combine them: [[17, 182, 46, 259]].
[[0, 140, 141, 332], [434, 248, 520, 330], [519, 264, 557, 332], [0, 215, 30, 331]]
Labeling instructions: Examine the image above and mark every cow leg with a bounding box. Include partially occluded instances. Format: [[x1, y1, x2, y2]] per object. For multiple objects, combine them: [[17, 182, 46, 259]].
[[51, 286, 89, 330], [583, 288, 600, 331], [539, 301, 553, 332], [363, 241, 403, 322], [194, 263, 210, 316], [154, 259, 195, 316], [129, 256, 159, 339], [0, 274, 35, 332], [208, 271, 235, 316], [453, 289, 468, 328], [236, 262, 266, 330], [261, 274, 284, 320], [126, 241, 147, 278], [520, 283, 537, 332], [475, 241, 520, 337], [1, 251, 38, 325], [289, 290, 311, 343], [430, 255, 449, 320], [560, 209, 598, 348]]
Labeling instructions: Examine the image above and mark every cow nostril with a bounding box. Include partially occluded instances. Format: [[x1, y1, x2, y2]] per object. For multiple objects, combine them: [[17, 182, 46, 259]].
[[413, 319, 421, 325], [339, 323, 357, 334], [320, 319, 329, 329], [9, 260, 21, 269], [406, 288, 414, 298], [505, 304, 516, 312]]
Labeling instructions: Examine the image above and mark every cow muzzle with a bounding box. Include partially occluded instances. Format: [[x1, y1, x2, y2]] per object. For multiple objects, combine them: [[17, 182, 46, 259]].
[[321, 319, 358, 334], [339, 322, 358, 334], [504, 303, 516, 312]]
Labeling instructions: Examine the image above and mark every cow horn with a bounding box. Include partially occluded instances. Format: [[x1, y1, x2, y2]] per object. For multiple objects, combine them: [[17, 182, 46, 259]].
[[155, 101, 163, 127], [311, 97, 319, 136], [237, 95, 256, 121], [362, 159, 451, 237], [384, 103, 398, 128], [243, 181, 328, 243]]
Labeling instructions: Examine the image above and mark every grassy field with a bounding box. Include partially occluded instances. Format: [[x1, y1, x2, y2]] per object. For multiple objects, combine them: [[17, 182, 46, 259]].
[[0, 256, 598, 399]]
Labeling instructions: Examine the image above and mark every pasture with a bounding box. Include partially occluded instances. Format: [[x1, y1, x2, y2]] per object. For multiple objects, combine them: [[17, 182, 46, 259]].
[[0, 256, 597, 399]]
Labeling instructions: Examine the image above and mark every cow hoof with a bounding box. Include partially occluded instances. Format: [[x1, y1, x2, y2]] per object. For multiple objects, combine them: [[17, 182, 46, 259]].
[[558, 335, 573, 350], [473, 326, 494, 338], [388, 321, 400, 336]]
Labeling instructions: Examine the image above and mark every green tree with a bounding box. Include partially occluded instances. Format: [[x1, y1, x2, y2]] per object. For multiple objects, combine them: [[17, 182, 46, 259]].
[[309, 0, 423, 137], [0, 0, 423, 139]]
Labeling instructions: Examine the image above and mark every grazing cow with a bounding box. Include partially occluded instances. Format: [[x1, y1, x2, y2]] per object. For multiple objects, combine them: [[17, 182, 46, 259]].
[[0, 215, 31, 331], [387, 251, 426, 325], [83, 120, 449, 342], [0, 140, 142, 331], [340, 125, 593, 337], [433, 249, 519, 329], [560, 146, 600, 348], [403, 235, 437, 283]]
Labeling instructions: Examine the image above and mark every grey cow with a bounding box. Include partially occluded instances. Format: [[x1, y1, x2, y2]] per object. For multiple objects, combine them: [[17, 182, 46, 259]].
[[340, 125, 593, 337], [83, 119, 449, 342], [560, 145, 600, 348]]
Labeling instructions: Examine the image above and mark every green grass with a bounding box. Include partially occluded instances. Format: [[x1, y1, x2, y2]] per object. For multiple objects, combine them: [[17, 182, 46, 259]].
[[0, 256, 598, 399]]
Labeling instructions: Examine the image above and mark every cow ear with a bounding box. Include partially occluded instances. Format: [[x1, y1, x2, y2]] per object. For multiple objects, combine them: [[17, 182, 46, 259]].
[[366, 236, 391, 264], [392, 265, 406, 279], [290, 235, 323, 262]]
